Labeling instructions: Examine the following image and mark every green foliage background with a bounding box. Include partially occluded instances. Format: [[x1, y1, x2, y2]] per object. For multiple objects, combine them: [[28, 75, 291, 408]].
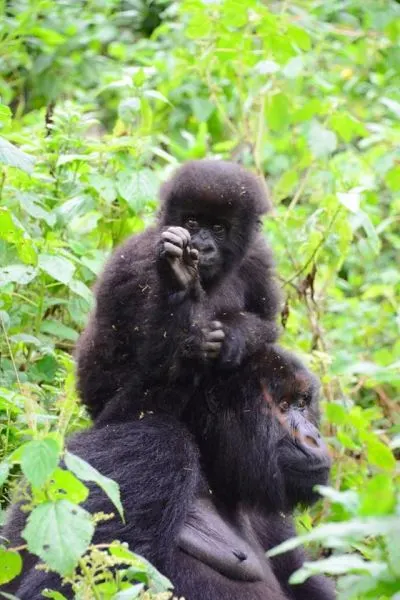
[[0, 1, 399, 598]]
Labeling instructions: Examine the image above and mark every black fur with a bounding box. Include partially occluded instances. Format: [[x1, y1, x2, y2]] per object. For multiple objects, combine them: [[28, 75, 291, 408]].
[[76, 160, 281, 421], [2, 347, 335, 599]]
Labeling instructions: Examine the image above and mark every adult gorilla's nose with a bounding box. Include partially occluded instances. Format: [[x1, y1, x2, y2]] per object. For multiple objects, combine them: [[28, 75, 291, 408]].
[[297, 419, 330, 458]]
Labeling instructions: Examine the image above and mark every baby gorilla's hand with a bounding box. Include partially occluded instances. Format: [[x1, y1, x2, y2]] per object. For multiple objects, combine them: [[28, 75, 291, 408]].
[[160, 226, 199, 290], [202, 321, 225, 360]]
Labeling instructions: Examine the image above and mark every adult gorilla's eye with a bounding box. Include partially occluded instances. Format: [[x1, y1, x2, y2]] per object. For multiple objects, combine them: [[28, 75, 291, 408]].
[[185, 219, 199, 231], [279, 400, 290, 413], [212, 223, 225, 234], [297, 397, 307, 410]]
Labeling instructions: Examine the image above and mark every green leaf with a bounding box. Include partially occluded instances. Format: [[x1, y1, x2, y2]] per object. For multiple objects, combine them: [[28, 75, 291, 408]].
[[290, 555, 386, 584], [21, 438, 60, 488], [65, 452, 124, 521], [287, 25, 311, 50], [0, 547, 22, 584], [112, 584, 145, 600], [47, 468, 89, 504], [268, 517, 400, 557], [0, 462, 10, 487], [39, 254, 76, 286], [0, 136, 35, 173], [191, 98, 214, 122], [116, 169, 158, 213], [307, 121, 337, 158], [22, 500, 94, 576], [359, 474, 395, 516], [42, 591, 69, 600], [0, 104, 12, 126], [266, 93, 291, 131], [365, 437, 396, 471], [380, 97, 400, 117], [88, 174, 117, 204], [40, 320, 79, 342]]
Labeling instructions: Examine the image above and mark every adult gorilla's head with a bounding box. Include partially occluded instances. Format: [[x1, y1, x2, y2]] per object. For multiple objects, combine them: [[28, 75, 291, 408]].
[[183, 345, 331, 513], [159, 160, 271, 285]]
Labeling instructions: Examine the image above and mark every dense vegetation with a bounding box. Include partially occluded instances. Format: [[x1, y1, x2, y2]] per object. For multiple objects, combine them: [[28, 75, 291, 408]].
[[0, 0, 399, 598]]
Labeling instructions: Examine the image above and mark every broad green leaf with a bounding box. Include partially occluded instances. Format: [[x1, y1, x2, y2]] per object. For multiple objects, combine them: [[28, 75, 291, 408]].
[[144, 90, 171, 105], [69, 279, 93, 304], [10, 333, 43, 347], [39, 254, 75, 285], [118, 97, 141, 122], [290, 555, 387, 584], [191, 98, 214, 122], [0, 462, 10, 487], [21, 438, 60, 488], [112, 584, 145, 600], [18, 193, 56, 227], [23, 500, 94, 576], [380, 97, 400, 117], [47, 468, 89, 503], [268, 517, 400, 556], [0, 208, 25, 242], [116, 169, 158, 213], [359, 474, 395, 516], [337, 190, 361, 213], [0, 136, 35, 173], [365, 438, 396, 471], [0, 264, 37, 286], [266, 93, 291, 131], [307, 121, 337, 158], [65, 452, 124, 521], [42, 591, 69, 599], [40, 320, 79, 342], [0, 547, 22, 584], [0, 104, 12, 125], [88, 174, 117, 204], [110, 546, 172, 593], [316, 486, 359, 515]]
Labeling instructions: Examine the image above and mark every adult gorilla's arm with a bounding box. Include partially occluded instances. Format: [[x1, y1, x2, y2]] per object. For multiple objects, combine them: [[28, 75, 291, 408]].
[[7, 417, 200, 599], [252, 514, 336, 600]]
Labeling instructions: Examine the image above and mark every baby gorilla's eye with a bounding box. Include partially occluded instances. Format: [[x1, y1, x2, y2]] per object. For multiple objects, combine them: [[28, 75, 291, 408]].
[[185, 219, 199, 231], [279, 400, 290, 413], [212, 223, 225, 234]]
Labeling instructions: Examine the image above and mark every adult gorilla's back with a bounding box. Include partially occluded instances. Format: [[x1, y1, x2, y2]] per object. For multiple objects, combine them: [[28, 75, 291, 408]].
[[3, 347, 335, 600], [4, 418, 284, 600]]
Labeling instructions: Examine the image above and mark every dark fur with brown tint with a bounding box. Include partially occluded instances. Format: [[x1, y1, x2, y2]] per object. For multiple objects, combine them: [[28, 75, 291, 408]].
[[2, 346, 334, 599], [76, 160, 281, 422]]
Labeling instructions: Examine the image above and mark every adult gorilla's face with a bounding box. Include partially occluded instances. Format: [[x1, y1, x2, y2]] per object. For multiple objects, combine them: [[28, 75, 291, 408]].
[[186, 346, 331, 513], [262, 372, 331, 508]]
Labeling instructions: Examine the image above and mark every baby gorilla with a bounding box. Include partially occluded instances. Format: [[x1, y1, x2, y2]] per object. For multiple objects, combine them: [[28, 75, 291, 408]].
[[77, 160, 281, 422], [3, 346, 334, 600]]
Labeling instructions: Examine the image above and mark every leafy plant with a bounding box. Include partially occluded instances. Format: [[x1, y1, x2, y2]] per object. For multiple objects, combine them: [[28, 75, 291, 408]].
[[0, 0, 399, 597]]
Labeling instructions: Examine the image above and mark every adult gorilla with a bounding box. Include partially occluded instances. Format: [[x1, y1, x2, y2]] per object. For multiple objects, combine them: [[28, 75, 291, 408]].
[[3, 346, 335, 600], [76, 160, 281, 423]]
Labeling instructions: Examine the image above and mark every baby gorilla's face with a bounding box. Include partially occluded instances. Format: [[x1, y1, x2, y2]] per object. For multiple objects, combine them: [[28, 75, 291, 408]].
[[181, 214, 227, 282]]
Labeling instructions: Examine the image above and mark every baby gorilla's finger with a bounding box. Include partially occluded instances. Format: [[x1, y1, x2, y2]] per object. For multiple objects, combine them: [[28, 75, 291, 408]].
[[167, 226, 191, 246], [190, 248, 199, 261], [210, 321, 223, 330], [207, 329, 225, 342], [161, 231, 185, 247], [204, 341, 222, 355], [163, 242, 183, 258]]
